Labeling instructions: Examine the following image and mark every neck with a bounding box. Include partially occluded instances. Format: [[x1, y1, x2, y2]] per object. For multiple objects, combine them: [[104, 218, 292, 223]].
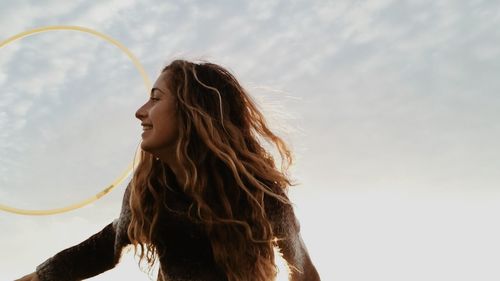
[[157, 155, 186, 188], [148, 144, 187, 187]]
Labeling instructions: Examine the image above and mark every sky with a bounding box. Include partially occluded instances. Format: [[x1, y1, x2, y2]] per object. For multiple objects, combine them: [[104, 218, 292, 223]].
[[1, 0, 500, 280]]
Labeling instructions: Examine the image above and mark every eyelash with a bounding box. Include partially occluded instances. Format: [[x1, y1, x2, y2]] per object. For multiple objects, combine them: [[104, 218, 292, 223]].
[[150, 97, 160, 102]]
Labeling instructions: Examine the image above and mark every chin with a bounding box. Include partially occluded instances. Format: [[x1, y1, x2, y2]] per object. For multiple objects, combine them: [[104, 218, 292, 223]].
[[140, 141, 154, 153], [140, 139, 177, 158], [140, 142, 165, 157]]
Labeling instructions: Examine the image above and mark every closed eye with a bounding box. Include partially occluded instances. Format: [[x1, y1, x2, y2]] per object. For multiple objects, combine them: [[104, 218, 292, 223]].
[[150, 88, 162, 102]]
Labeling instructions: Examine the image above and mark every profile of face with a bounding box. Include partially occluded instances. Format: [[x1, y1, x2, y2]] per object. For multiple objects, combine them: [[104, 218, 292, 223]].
[[135, 70, 179, 155]]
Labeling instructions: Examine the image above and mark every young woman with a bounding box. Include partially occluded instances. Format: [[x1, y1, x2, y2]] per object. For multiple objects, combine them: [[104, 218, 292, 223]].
[[16, 60, 320, 281]]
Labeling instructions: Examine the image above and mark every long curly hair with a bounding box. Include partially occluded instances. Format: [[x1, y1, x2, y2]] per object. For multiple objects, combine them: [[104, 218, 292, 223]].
[[127, 59, 294, 281]]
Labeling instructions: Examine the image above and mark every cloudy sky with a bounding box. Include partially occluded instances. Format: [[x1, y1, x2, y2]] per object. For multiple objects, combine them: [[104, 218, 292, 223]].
[[1, 0, 500, 280]]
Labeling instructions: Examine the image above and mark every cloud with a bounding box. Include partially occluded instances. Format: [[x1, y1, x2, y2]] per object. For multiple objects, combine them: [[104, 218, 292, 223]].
[[0, 24, 147, 208], [0, 1, 84, 38], [0, 71, 6, 87]]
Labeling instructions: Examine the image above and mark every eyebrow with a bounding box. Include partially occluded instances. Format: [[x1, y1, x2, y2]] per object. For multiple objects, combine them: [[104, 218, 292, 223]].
[[150, 87, 166, 97]]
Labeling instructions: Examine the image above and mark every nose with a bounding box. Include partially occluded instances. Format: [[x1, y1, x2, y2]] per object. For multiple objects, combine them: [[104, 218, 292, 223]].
[[135, 102, 148, 121]]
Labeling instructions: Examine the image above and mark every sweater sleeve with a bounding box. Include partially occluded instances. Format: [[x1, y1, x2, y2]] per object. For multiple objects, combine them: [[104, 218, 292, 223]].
[[265, 191, 321, 281], [35, 182, 133, 281]]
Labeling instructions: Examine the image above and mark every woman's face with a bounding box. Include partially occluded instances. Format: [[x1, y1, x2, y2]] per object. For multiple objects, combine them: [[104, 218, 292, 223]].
[[135, 70, 179, 155]]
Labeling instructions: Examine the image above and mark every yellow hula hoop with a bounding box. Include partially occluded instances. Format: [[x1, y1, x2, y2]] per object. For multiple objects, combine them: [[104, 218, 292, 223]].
[[0, 25, 150, 215]]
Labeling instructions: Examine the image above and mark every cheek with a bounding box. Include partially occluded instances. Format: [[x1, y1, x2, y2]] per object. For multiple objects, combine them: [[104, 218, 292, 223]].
[[152, 110, 178, 139]]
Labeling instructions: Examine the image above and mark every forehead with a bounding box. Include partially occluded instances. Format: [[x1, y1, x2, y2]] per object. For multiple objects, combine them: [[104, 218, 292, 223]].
[[152, 70, 171, 92]]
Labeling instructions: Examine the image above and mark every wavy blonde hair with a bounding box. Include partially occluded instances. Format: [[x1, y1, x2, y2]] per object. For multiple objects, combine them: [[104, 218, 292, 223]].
[[127, 60, 294, 281]]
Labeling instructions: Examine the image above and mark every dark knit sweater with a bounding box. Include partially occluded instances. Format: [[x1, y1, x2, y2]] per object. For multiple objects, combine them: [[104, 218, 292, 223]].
[[35, 181, 228, 281]]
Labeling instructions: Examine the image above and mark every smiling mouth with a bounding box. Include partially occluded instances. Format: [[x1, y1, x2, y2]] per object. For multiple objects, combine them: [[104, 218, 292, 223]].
[[142, 124, 153, 130]]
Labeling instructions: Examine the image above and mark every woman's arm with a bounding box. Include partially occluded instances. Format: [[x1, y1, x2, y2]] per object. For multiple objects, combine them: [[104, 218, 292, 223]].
[[266, 194, 321, 281], [34, 182, 133, 281]]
